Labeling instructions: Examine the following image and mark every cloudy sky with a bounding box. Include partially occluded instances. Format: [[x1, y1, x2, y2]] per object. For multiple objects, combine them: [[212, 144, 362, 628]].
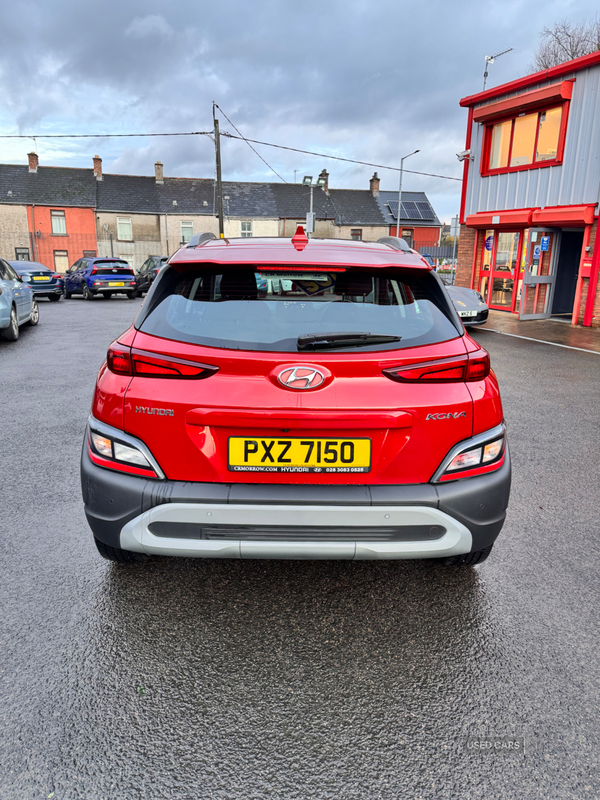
[[0, 0, 597, 222]]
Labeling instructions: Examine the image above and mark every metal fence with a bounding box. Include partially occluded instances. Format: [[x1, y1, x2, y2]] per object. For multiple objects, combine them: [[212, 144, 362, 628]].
[[417, 245, 456, 259]]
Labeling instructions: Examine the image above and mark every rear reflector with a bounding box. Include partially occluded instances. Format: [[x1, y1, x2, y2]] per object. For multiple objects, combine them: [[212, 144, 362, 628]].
[[384, 348, 490, 383]]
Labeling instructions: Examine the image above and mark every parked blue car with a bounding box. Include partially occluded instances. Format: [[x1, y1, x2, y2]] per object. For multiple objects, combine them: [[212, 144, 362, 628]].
[[9, 260, 64, 301], [0, 257, 39, 341], [63, 257, 137, 300]]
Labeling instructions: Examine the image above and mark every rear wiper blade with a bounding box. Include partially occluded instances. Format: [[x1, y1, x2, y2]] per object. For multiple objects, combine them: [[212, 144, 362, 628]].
[[297, 331, 402, 350]]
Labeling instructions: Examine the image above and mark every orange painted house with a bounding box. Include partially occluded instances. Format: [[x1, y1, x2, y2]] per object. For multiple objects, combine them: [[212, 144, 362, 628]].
[[26, 204, 97, 272]]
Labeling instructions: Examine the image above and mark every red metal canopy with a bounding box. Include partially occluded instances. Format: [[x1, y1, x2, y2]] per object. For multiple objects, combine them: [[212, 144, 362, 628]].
[[472, 81, 573, 123], [531, 205, 596, 226], [465, 209, 533, 228]]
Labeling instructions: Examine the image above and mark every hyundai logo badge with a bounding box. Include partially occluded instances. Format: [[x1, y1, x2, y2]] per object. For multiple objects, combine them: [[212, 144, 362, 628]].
[[278, 367, 325, 389]]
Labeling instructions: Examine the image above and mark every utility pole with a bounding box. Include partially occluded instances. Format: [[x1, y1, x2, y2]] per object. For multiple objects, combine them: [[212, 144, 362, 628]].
[[213, 108, 224, 238]]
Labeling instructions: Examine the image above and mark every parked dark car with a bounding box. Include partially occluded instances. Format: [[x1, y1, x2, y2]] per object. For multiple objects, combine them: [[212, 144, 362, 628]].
[[9, 260, 64, 301], [446, 285, 489, 327], [63, 258, 137, 300], [133, 256, 168, 297]]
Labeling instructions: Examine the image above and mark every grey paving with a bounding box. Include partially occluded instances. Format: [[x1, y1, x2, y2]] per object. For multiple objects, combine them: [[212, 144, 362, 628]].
[[1, 300, 599, 799]]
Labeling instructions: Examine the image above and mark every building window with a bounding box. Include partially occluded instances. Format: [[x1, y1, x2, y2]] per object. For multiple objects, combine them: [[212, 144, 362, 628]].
[[51, 210, 67, 235], [181, 221, 193, 243], [117, 217, 132, 241], [241, 221, 253, 237], [54, 250, 69, 273], [15, 247, 30, 260], [483, 105, 565, 175], [401, 229, 414, 248], [83, 250, 97, 258], [350, 229, 363, 241]]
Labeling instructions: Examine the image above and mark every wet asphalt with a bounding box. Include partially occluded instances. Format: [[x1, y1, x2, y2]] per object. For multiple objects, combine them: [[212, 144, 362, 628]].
[[1, 296, 599, 800]]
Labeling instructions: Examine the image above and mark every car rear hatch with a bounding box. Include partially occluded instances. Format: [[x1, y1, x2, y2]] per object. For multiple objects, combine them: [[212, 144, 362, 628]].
[[92, 260, 136, 288], [122, 258, 475, 485]]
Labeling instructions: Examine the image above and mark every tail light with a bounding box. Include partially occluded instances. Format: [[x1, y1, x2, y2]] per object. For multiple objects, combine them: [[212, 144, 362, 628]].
[[383, 348, 490, 383], [432, 425, 506, 482], [90, 267, 97, 275], [88, 428, 161, 478], [106, 343, 218, 379]]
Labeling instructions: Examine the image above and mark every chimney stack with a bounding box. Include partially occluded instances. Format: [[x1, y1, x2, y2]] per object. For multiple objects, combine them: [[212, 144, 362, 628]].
[[155, 161, 164, 184], [28, 152, 38, 173], [93, 155, 103, 181], [369, 172, 380, 196], [318, 169, 329, 192]]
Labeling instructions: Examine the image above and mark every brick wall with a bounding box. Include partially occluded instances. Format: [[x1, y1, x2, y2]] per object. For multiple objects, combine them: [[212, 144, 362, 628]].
[[455, 224, 477, 288], [577, 218, 599, 327]]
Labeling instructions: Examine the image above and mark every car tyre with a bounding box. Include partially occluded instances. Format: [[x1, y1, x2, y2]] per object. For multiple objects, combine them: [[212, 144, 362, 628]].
[[127, 290, 137, 299], [63, 288, 72, 299], [1, 305, 19, 341], [26, 299, 39, 326], [82, 282, 94, 301], [49, 294, 61, 302], [440, 544, 493, 566], [94, 537, 149, 564]]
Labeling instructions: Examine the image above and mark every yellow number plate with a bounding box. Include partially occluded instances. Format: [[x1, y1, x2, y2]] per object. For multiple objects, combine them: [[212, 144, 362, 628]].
[[108, 281, 125, 286], [33, 276, 50, 281], [228, 437, 371, 473]]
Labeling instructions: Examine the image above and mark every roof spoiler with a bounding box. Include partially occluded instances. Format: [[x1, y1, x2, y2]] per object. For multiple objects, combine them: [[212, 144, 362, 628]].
[[187, 232, 218, 248], [376, 236, 412, 252]]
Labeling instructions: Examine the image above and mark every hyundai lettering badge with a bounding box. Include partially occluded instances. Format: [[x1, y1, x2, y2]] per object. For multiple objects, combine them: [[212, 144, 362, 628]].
[[278, 367, 325, 389]]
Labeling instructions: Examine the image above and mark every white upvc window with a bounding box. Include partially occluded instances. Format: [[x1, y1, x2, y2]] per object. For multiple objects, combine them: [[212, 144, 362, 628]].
[[117, 217, 132, 241], [51, 210, 67, 235], [181, 220, 193, 243], [119, 255, 135, 270], [241, 220, 253, 238]]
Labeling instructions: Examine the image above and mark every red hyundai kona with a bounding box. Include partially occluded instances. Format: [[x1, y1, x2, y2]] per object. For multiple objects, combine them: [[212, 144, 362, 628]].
[[82, 231, 510, 566]]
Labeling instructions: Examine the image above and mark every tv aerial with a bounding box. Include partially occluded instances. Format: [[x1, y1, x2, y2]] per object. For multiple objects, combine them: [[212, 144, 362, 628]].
[[483, 48, 513, 90]]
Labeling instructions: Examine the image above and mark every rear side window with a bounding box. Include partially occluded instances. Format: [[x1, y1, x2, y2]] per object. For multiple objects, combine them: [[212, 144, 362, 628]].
[[139, 266, 460, 352]]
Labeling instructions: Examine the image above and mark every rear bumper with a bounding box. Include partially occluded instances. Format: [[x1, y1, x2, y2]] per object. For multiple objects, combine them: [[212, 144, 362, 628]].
[[81, 437, 511, 560]]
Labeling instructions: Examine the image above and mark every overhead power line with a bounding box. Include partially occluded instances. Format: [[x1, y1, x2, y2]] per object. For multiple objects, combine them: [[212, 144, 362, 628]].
[[0, 131, 213, 139], [220, 132, 463, 182], [0, 129, 462, 182], [214, 103, 289, 184]]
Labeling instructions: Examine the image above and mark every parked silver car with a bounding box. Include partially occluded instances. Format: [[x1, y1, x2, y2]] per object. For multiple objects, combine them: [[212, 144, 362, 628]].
[[0, 258, 39, 341]]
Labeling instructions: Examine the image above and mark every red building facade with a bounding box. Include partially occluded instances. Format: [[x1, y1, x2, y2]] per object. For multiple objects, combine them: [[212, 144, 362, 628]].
[[456, 51, 600, 326]]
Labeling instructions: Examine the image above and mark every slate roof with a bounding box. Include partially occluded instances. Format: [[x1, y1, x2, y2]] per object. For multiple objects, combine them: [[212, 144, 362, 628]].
[[0, 164, 96, 207], [0, 163, 441, 229], [376, 191, 441, 228]]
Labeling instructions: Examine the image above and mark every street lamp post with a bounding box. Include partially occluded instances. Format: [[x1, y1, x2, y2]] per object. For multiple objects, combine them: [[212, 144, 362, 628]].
[[302, 175, 327, 238], [396, 149, 420, 242]]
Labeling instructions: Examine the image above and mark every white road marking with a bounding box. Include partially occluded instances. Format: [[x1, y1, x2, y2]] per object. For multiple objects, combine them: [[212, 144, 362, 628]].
[[481, 328, 600, 355]]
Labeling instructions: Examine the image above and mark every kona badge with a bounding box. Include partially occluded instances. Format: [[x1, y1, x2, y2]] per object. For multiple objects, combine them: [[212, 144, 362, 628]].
[[278, 367, 325, 389], [426, 412, 467, 420]]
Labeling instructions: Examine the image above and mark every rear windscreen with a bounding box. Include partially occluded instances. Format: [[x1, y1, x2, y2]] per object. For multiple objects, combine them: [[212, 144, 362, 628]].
[[94, 261, 133, 275], [139, 266, 460, 352]]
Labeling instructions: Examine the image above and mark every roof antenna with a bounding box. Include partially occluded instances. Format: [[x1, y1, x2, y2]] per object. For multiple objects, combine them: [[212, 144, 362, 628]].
[[483, 48, 513, 91]]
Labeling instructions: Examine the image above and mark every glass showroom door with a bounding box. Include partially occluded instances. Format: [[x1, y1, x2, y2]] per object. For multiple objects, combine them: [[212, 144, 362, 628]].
[[519, 229, 559, 320], [489, 231, 521, 310]]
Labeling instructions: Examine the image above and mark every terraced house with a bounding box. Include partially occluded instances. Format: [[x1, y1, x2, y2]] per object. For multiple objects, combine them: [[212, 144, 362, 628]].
[[0, 157, 441, 273]]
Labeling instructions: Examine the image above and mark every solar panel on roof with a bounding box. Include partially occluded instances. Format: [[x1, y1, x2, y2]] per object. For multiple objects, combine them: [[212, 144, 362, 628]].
[[386, 201, 399, 219], [416, 201, 434, 220], [401, 201, 420, 220]]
